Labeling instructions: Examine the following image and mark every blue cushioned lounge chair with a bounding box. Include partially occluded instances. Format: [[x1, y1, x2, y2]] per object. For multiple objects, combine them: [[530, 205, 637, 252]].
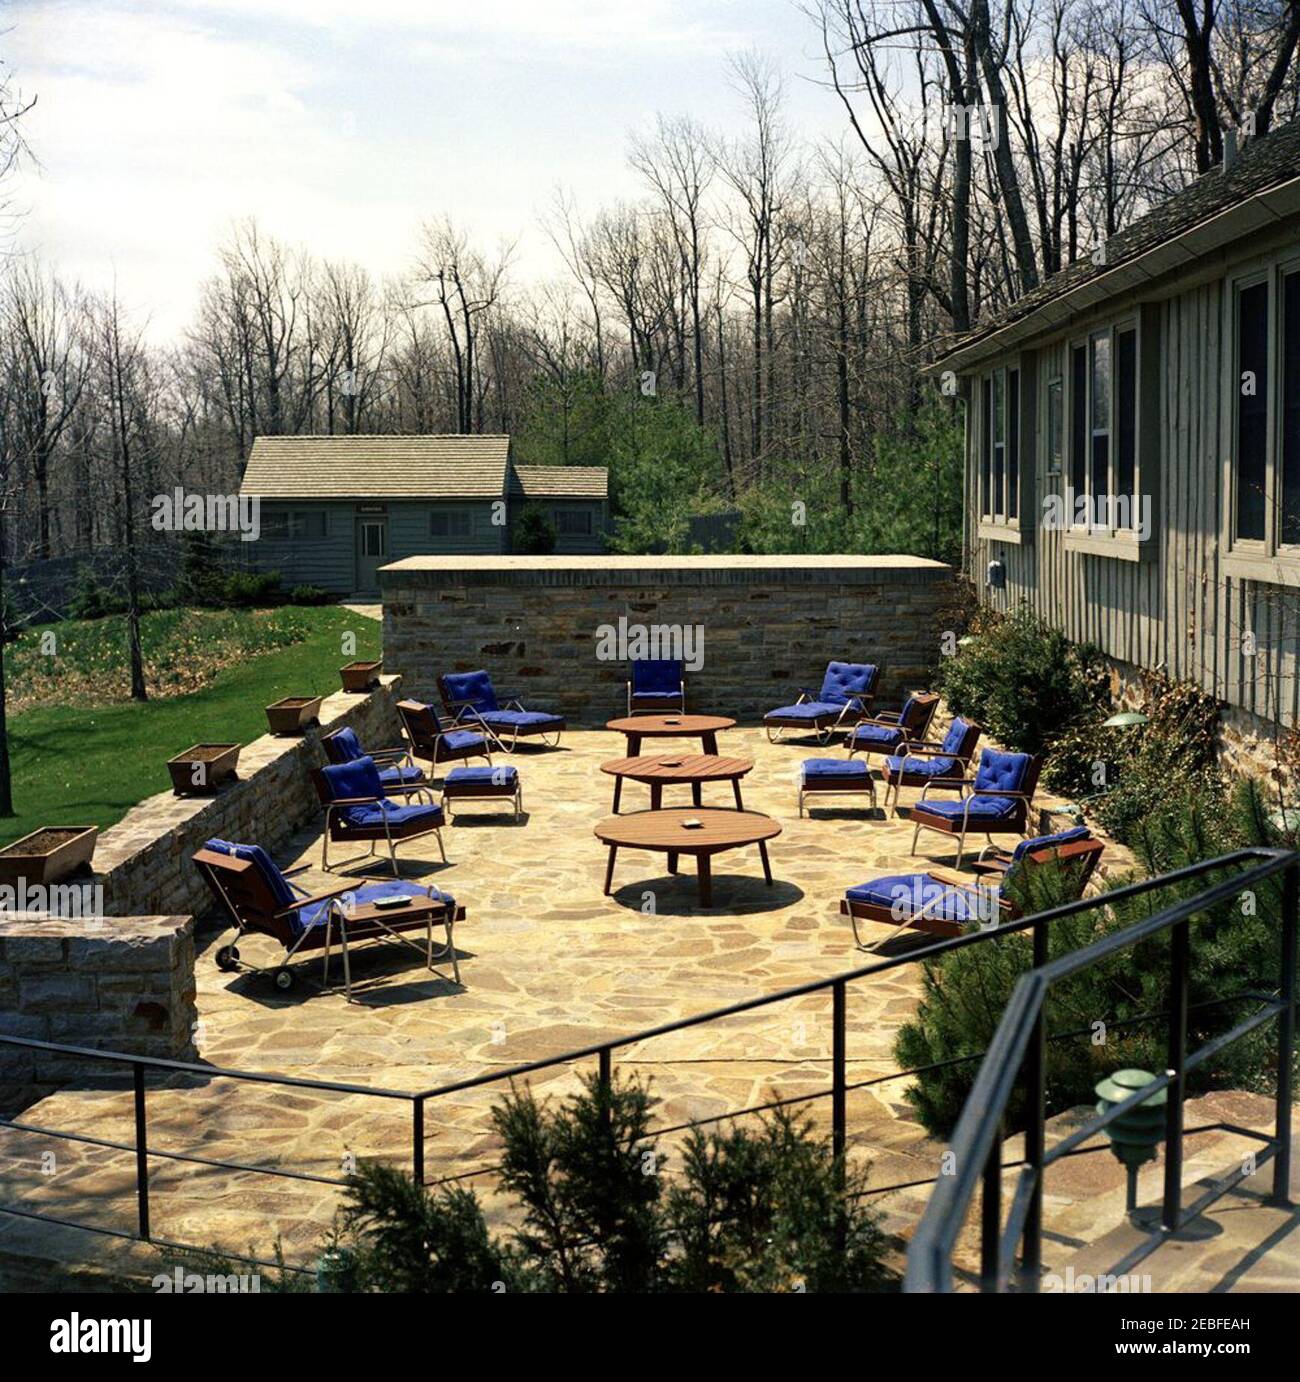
[[909, 747, 1043, 867], [312, 756, 448, 873], [627, 659, 685, 715], [323, 725, 427, 792], [879, 716, 981, 815], [193, 838, 463, 996], [397, 699, 495, 775], [846, 692, 939, 760], [438, 670, 565, 750], [840, 827, 1102, 950], [763, 662, 879, 744]]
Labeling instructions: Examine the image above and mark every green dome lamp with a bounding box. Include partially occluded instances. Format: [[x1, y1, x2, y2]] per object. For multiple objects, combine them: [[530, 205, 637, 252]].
[[1095, 1068, 1166, 1225], [1101, 710, 1149, 730]]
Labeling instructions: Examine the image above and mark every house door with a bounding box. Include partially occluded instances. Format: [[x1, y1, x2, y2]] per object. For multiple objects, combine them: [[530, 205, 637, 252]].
[[355, 517, 388, 593]]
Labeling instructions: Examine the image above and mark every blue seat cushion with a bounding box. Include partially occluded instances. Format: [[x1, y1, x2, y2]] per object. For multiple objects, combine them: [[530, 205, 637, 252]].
[[1009, 826, 1090, 862], [339, 799, 445, 830], [439, 729, 488, 752], [377, 763, 426, 788], [766, 701, 843, 722], [884, 753, 961, 779], [478, 709, 562, 729], [631, 689, 682, 702], [850, 723, 904, 749], [632, 660, 683, 694], [802, 758, 871, 779], [818, 661, 878, 706], [324, 727, 364, 765], [294, 880, 456, 937], [321, 755, 385, 803], [973, 748, 1031, 794], [845, 872, 995, 924], [204, 838, 297, 908], [445, 765, 518, 785], [443, 670, 499, 713], [913, 795, 1020, 826], [939, 718, 975, 754]]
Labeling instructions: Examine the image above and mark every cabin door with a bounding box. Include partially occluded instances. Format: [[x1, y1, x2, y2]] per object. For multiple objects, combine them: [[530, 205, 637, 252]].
[[355, 517, 388, 593]]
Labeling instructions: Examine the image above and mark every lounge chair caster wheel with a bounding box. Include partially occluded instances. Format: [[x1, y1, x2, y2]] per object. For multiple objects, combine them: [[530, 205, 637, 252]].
[[272, 967, 294, 991], [216, 945, 240, 972]]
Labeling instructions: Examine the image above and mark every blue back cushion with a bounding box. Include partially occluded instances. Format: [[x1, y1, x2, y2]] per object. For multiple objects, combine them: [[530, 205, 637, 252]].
[[974, 748, 1031, 794], [632, 659, 682, 693], [321, 755, 384, 802], [324, 727, 364, 764], [443, 670, 498, 712], [819, 662, 877, 706], [204, 838, 296, 909], [1010, 826, 1090, 863], [941, 717, 972, 754]]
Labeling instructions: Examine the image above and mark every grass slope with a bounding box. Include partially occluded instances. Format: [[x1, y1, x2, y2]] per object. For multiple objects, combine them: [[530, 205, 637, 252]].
[[3, 606, 380, 847]]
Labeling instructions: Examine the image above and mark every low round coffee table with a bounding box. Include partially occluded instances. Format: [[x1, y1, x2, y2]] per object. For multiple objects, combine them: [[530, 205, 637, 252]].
[[594, 807, 781, 907], [600, 752, 754, 813], [605, 713, 736, 758]]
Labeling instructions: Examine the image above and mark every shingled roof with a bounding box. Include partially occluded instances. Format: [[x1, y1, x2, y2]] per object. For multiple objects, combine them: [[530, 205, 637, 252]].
[[240, 435, 511, 500], [510, 464, 609, 499], [936, 116, 1300, 367]]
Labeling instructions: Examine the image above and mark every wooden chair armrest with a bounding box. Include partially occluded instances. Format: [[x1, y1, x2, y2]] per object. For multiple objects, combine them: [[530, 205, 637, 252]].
[[925, 868, 973, 888]]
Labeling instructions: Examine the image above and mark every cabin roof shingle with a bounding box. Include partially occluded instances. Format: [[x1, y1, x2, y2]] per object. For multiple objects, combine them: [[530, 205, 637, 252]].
[[240, 434, 511, 500], [936, 117, 1300, 366], [509, 465, 609, 499]]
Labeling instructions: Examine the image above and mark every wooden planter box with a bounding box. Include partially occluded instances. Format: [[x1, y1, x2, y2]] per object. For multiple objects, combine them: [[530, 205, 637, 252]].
[[339, 659, 383, 693], [0, 825, 98, 886], [265, 695, 323, 736], [167, 743, 241, 796]]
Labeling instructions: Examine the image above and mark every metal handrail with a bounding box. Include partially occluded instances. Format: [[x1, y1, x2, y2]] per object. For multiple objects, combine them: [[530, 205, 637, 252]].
[[904, 846, 1299, 1293]]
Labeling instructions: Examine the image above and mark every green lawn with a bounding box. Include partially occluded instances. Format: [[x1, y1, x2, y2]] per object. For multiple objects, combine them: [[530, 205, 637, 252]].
[[2, 606, 381, 847]]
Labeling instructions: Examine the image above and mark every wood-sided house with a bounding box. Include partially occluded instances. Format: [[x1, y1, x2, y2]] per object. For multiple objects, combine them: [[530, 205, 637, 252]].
[[937, 117, 1300, 757], [239, 434, 609, 595]]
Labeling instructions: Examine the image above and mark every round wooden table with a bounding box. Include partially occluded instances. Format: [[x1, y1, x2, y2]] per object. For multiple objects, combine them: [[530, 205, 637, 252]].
[[600, 752, 754, 814], [594, 807, 781, 907], [604, 713, 736, 758]]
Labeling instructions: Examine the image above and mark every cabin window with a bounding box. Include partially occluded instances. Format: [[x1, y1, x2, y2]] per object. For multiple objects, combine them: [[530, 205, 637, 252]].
[[1235, 280, 1269, 542], [429, 509, 472, 538], [1046, 377, 1063, 477], [555, 508, 594, 537], [978, 364, 1021, 526], [1067, 318, 1140, 535], [262, 510, 326, 540]]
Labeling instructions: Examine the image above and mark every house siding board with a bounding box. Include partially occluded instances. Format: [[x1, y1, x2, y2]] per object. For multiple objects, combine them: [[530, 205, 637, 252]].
[[247, 501, 354, 591]]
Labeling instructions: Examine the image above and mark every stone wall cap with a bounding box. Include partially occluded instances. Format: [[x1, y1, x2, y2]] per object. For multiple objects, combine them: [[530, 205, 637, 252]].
[[0, 914, 193, 937]]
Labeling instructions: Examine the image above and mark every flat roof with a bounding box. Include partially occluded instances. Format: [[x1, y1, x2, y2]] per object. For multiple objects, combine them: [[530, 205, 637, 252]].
[[382, 554, 948, 572]]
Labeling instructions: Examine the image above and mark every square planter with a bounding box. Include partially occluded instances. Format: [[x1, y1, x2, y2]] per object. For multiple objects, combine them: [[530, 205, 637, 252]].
[[0, 825, 98, 886], [339, 659, 383, 693], [265, 695, 323, 736], [167, 743, 241, 796]]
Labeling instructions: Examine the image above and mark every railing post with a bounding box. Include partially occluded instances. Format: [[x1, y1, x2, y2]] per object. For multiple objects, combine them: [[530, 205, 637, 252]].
[[832, 979, 847, 1168], [1162, 919, 1189, 1233], [980, 1127, 1002, 1291], [1272, 859, 1298, 1206], [133, 1063, 150, 1242], [1020, 920, 1048, 1289], [412, 1096, 425, 1187]]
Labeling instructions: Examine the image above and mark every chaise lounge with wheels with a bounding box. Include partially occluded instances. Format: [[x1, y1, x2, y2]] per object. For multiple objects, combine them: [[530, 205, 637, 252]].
[[763, 662, 880, 744], [840, 827, 1103, 951], [846, 691, 939, 761], [879, 716, 981, 816], [312, 755, 449, 873], [438, 670, 566, 750], [627, 658, 685, 715], [193, 838, 463, 997], [396, 698, 496, 775], [322, 725, 428, 792], [908, 747, 1043, 868]]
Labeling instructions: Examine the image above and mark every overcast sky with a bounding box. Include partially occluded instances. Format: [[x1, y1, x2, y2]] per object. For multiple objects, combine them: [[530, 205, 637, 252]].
[[4, 0, 854, 341]]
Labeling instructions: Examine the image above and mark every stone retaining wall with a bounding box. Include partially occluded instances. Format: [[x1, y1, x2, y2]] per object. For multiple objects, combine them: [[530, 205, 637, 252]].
[[0, 914, 196, 1112], [380, 555, 954, 723], [95, 678, 403, 918]]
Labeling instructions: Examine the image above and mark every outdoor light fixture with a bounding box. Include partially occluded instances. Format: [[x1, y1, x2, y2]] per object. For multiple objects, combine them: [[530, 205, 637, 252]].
[[986, 558, 1006, 590], [1102, 710, 1149, 729], [1095, 1068, 1166, 1225]]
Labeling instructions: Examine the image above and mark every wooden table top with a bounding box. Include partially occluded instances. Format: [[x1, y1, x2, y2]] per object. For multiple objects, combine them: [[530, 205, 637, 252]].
[[599, 753, 754, 782], [605, 714, 736, 736], [594, 807, 781, 851], [342, 896, 448, 924]]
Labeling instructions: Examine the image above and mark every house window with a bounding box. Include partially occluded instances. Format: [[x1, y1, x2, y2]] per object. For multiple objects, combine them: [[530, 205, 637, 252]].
[[1046, 377, 1063, 476], [262, 510, 326, 540], [1227, 259, 1300, 567], [429, 509, 472, 538], [1067, 319, 1140, 536], [555, 508, 593, 537], [978, 364, 1021, 526]]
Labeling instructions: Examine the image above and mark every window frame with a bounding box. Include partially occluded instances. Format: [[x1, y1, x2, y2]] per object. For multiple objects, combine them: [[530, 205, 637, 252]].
[[429, 508, 473, 539], [975, 359, 1029, 543], [1223, 251, 1300, 586], [554, 507, 595, 538]]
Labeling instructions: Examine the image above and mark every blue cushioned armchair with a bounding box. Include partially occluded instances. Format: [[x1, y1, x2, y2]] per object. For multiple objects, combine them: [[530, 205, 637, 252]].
[[438, 670, 565, 750], [846, 691, 939, 760], [397, 699, 495, 775], [627, 659, 685, 715], [879, 716, 981, 815], [908, 747, 1043, 867], [322, 725, 427, 791], [312, 756, 448, 873], [763, 662, 879, 744]]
